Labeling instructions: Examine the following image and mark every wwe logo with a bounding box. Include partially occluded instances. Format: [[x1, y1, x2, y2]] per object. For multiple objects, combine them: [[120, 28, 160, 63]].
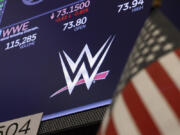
[[50, 36, 115, 98]]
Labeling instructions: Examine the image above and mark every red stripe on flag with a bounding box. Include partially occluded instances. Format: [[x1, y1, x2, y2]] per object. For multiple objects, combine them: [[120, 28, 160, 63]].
[[175, 48, 180, 58], [97, 128, 102, 135], [105, 115, 118, 135], [147, 61, 180, 119], [123, 82, 161, 135]]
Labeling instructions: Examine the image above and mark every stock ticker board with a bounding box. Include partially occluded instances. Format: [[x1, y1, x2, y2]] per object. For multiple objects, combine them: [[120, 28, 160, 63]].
[[0, 0, 152, 122]]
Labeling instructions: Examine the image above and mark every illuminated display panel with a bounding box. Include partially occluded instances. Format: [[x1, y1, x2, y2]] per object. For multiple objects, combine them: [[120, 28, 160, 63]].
[[0, 0, 152, 122]]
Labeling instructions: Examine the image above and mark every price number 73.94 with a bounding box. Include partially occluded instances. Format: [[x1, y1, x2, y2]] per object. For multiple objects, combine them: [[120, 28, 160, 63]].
[[118, 0, 144, 13]]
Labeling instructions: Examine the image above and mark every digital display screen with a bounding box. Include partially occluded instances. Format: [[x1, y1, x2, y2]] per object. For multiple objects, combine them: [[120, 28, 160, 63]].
[[0, 0, 152, 122]]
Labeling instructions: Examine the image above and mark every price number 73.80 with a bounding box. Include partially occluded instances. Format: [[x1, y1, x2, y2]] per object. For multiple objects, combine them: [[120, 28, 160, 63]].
[[63, 16, 87, 31]]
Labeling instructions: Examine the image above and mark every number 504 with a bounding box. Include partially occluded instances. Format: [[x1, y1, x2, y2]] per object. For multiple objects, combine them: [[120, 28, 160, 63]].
[[0, 120, 31, 135]]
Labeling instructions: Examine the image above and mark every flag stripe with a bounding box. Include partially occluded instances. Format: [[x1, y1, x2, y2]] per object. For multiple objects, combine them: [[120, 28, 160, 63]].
[[159, 52, 180, 90], [105, 116, 118, 135], [101, 109, 110, 135], [123, 82, 161, 135], [147, 61, 180, 119], [112, 95, 141, 135], [175, 49, 180, 58], [133, 70, 180, 135], [97, 128, 102, 135]]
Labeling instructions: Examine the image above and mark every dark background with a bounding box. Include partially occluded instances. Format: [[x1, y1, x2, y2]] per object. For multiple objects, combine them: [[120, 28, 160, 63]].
[[161, 0, 180, 29]]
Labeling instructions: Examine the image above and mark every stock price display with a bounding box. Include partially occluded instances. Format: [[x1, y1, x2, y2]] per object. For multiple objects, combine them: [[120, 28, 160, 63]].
[[0, 0, 151, 123]]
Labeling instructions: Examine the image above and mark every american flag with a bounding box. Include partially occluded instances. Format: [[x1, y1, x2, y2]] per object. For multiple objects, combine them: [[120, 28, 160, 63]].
[[98, 10, 180, 135]]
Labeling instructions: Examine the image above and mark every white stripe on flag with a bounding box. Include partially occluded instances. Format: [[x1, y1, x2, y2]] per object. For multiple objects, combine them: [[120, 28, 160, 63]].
[[159, 52, 180, 90], [132, 70, 180, 135], [112, 95, 141, 135], [101, 108, 110, 135]]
